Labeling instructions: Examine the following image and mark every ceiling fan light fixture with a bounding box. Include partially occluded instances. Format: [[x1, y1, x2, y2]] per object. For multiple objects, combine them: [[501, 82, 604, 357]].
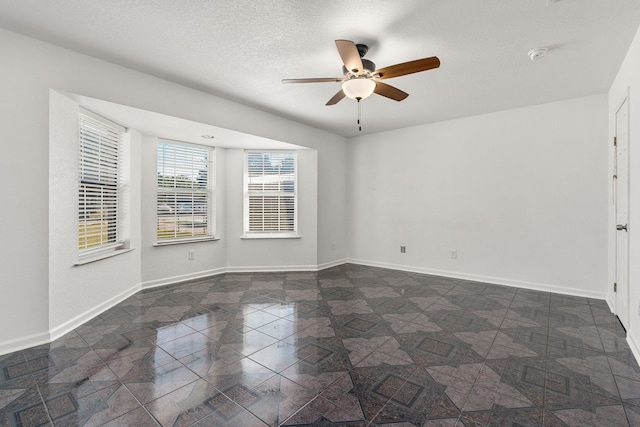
[[342, 78, 376, 100]]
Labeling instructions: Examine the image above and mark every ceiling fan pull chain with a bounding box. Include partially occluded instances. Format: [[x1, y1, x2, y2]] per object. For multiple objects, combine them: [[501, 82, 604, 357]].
[[357, 98, 362, 131]]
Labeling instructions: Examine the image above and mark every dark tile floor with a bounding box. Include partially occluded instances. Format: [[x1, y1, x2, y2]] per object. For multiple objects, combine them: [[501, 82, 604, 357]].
[[1, 264, 639, 426]]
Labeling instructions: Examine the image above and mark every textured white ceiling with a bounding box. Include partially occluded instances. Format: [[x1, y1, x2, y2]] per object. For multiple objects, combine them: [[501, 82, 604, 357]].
[[1, 0, 639, 137]]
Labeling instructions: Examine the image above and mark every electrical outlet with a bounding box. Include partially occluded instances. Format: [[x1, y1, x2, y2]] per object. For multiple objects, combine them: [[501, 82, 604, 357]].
[[450, 249, 457, 259], [400, 246, 406, 253], [188, 250, 195, 260]]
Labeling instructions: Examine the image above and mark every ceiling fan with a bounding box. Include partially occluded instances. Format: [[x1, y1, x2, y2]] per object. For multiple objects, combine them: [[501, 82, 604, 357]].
[[282, 40, 440, 106]]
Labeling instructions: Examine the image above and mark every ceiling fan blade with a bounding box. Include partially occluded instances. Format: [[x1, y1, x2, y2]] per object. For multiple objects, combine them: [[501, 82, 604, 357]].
[[335, 40, 363, 75], [375, 56, 440, 80], [374, 81, 409, 101], [282, 78, 343, 83], [326, 89, 346, 105]]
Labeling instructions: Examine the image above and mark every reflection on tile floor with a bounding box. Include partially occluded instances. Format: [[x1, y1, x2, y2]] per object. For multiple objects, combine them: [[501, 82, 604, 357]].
[[1, 264, 639, 426]]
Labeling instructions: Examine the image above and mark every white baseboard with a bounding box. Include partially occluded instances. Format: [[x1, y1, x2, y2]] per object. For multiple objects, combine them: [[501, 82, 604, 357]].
[[1, 259, 349, 353], [317, 258, 348, 271], [226, 264, 319, 273], [141, 268, 227, 290], [606, 296, 615, 313], [49, 283, 142, 342], [4, 257, 617, 358], [0, 259, 347, 356], [347, 258, 607, 300], [0, 331, 51, 356], [140, 262, 346, 290], [226, 258, 349, 273], [628, 332, 640, 367]]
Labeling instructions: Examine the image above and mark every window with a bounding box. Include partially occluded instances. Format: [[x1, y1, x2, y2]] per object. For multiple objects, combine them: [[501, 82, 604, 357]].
[[78, 112, 125, 256], [244, 151, 297, 236], [157, 140, 214, 242]]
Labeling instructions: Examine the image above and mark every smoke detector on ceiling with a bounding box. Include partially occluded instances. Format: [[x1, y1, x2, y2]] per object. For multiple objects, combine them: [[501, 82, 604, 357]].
[[528, 48, 548, 61]]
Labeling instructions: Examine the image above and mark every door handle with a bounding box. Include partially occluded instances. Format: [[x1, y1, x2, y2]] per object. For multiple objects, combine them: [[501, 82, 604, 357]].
[[617, 224, 628, 231]]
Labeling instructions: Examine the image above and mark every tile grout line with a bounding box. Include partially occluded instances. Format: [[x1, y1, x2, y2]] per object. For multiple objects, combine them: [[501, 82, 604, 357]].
[[455, 286, 520, 423], [3, 265, 637, 426], [21, 351, 55, 427], [591, 299, 635, 427], [541, 294, 551, 426]]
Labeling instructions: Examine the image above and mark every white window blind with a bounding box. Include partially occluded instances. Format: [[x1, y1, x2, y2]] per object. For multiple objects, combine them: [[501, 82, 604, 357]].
[[157, 140, 213, 241], [245, 151, 296, 233], [78, 113, 123, 255]]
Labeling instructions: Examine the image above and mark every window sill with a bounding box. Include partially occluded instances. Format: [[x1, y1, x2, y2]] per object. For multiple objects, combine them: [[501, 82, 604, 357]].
[[75, 247, 134, 266], [154, 236, 220, 247], [241, 233, 301, 240]]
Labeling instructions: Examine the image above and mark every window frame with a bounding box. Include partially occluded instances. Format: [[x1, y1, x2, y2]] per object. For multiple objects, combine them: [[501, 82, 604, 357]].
[[156, 139, 216, 245], [243, 150, 298, 239], [77, 110, 127, 261]]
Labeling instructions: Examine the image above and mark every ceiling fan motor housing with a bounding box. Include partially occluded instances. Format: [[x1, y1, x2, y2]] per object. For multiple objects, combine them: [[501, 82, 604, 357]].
[[342, 59, 376, 76], [355, 43, 369, 57]]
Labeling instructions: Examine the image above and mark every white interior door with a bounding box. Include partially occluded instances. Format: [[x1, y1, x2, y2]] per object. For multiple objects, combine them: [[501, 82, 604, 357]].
[[615, 95, 630, 330]]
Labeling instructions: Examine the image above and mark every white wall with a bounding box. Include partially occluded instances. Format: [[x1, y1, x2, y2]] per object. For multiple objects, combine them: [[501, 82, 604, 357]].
[[347, 95, 608, 297], [609, 24, 640, 361], [140, 139, 228, 287], [140, 144, 319, 281], [0, 23, 627, 357], [0, 28, 347, 354], [225, 149, 319, 271], [49, 91, 143, 336]]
